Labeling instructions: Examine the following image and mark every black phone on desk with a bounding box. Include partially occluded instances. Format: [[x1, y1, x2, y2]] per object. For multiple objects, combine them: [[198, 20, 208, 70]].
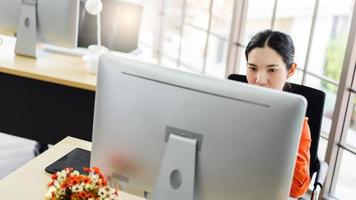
[[45, 148, 90, 174]]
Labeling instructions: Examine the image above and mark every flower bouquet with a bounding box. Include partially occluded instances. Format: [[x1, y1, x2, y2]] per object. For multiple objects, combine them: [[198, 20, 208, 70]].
[[45, 167, 119, 200]]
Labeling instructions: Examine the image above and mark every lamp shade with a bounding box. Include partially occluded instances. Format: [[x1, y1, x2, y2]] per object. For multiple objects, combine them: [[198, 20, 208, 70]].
[[85, 0, 103, 15]]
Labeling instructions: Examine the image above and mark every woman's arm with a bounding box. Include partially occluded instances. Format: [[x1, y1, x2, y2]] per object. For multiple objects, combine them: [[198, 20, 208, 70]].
[[289, 118, 312, 198]]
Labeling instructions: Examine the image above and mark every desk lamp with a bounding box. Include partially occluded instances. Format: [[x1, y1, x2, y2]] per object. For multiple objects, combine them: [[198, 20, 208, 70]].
[[83, 0, 108, 73]]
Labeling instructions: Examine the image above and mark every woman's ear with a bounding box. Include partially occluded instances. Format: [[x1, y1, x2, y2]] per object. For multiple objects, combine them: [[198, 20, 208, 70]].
[[287, 63, 297, 78]]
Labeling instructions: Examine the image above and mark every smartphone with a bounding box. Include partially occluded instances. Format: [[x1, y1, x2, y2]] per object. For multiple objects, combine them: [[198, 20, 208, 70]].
[[45, 148, 91, 174]]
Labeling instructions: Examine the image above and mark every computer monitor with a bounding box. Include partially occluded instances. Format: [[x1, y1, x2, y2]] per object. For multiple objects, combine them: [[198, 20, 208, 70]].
[[78, 0, 143, 53], [0, 0, 79, 57], [91, 53, 307, 199]]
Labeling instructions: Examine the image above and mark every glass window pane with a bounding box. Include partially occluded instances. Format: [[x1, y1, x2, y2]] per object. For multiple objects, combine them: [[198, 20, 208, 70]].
[[274, 0, 316, 69], [205, 36, 228, 78], [307, 0, 353, 80], [334, 149, 356, 199], [161, 17, 182, 59], [237, 55, 247, 75], [180, 26, 207, 72], [236, 0, 275, 75], [160, 0, 184, 60], [139, 0, 162, 48], [164, 0, 184, 16], [242, 0, 275, 45], [305, 75, 338, 138], [160, 56, 178, 69], [211, 0, 234, 39], [186, 0, 211, 30], [179, 64, 201, 74], [137, 45, 155, 61], [318, 137, 328, 161], [345, 96, 356, 148]]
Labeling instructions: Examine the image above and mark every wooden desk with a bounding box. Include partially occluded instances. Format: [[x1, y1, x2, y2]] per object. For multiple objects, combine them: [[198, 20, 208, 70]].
[[0, 136, 298, 200], [0, 36, 96, 144], [0, 136, 144, 200], [0, 37, 96, 91]]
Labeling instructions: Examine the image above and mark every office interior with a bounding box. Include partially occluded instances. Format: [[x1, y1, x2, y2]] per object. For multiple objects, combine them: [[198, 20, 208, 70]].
[[0, 0, 356, 199]]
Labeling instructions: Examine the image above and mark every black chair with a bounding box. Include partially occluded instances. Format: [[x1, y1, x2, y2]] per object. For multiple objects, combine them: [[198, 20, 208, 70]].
[[228, 74, 329, 199]]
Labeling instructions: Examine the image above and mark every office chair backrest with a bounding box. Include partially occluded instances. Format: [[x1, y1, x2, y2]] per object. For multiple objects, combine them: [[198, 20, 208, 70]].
[[227, 74, 326, 177]]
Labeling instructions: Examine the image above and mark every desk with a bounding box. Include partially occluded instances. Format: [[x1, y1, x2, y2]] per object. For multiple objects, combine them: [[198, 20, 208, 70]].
[[0, 136, 298, 200], [0, 136, 144, 200], [0, 36, 96, 144]]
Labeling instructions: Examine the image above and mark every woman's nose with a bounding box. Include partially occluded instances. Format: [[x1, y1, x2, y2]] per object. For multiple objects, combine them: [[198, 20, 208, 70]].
[[256, 72, 268, 86]]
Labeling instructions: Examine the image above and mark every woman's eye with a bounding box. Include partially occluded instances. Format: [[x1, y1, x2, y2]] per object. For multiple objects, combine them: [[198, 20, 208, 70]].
[[268, 68, 278, 73], [249, 67, 257, 71]]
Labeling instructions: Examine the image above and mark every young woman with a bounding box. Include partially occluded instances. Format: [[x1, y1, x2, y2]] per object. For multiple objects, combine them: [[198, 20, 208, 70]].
[[244, 29, 311, 198]]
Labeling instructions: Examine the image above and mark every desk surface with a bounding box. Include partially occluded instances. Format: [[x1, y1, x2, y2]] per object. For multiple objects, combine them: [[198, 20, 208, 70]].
[[0, 36, 96, 91], [0, 137, 144, 200]]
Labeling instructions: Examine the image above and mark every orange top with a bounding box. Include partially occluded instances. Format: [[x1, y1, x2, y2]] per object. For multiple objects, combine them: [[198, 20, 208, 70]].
[[289, 117, 311, 198]]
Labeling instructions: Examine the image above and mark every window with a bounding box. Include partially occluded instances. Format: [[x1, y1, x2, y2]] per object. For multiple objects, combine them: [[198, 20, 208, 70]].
[[334, 150, 356, 198], [137, 1, 356, 198], [305, 2, 354, 161], [139, 0, 236, 79], [274, 0, 316, 70], [237, 0, 275, 75]]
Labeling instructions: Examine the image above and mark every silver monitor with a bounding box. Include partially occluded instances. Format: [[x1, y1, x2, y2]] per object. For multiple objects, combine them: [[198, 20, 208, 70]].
[[91, 53, 307, 199], [78, 0, 143, 53], [0, 0, 79, 57]]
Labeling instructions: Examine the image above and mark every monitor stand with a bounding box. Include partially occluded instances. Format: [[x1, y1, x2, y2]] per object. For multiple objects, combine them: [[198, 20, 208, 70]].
[[15, 0, 37, 58], [152, 127, 202, 200]]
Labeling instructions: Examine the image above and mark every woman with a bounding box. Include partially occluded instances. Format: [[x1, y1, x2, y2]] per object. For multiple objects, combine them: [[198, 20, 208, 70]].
[[245, 29, 311, 198]]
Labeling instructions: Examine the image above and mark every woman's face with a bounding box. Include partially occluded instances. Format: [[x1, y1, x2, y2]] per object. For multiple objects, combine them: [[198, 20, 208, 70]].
[[246, 46, 294, 91]]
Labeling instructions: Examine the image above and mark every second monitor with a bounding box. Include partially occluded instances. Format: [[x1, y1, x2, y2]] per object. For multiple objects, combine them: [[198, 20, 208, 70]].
[[0, 0, 80, 57]]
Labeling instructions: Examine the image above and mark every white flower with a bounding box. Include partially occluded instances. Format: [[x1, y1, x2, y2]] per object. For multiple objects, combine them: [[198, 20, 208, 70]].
[[98, 187, 109, 198], [88, 198, 95, 200], [65, 168, 72, 173], [71, 184, 83, 193], [58, 170, 68, 176], [90, 173, 100, 183], [53, 180, 60, 188], [45, 191, 53, 199], [72, 170, 80, 176], [55, 188, 65, 197], [45, 186, 56, 199], [56, 170, 67, 183], [84, 183, 94, 191]]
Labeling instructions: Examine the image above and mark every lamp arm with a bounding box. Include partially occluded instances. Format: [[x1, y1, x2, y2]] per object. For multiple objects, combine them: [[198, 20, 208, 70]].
[[97, 12, 101, 48]]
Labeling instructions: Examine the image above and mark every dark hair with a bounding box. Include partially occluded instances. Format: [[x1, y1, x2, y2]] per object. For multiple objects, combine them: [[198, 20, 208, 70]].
[[245, 29, 295, 70]]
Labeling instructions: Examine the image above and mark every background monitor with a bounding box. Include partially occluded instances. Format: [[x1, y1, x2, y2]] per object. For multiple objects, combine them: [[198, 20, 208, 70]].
[[91, 53, 307, 199], [78, 0, 143, 53], [0, 0, 79, 56]]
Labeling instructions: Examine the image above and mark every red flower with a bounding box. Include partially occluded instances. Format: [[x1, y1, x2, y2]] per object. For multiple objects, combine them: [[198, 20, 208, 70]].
[[51, 192, 56, 200], [86, 192, 95, 198], [47, 181, 54, 187], [78, 191, 88, 199], [46, 167, 120, 200], [70, 177, 80, 185], [65, 167, 74, 172], [61, 182, 69, 189], [92, 166, 101, 174], [83, 167, 91, 173], [82, 176, 92, 184], [51, 174, 57, 180]]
